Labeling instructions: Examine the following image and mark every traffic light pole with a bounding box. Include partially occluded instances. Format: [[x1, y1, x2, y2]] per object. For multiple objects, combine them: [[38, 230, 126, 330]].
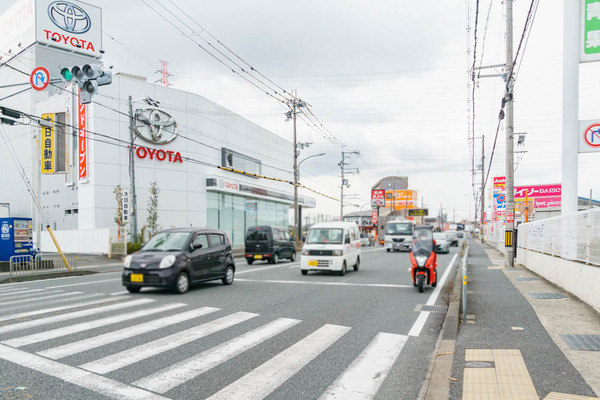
[[128, 96, 138, 243]]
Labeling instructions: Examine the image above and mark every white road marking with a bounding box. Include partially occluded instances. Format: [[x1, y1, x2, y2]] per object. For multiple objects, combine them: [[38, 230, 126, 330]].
[[0, 298, 153, 334], [3, 303, 185, 348], [0, 288, 49, 298], [39, 307, 220, 360], [134, 317, 301, 393], [408, 253, 458, 337], [80, 311, 258, 374], [110, 291, 129, 296], [0, 344, 169, 400], [206, 324, 351, 400], [0, 291, 80, 306], [236, 278, 412, 289], [237, 263, 297, 274], [45, 278, 121, 289], [319, 332, 408, 400]]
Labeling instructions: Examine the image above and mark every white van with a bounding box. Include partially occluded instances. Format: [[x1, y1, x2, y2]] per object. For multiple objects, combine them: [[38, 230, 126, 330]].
[[300, 221, 361, 276]]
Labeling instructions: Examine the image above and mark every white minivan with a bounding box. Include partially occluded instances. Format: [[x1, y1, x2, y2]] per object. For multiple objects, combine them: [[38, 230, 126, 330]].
[[300, 221, 361, 276]]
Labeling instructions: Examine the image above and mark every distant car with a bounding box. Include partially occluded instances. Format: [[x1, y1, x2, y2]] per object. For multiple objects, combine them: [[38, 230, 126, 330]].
[[122, 228, 235, 294], [445, 230, 459, 247], [433, 232, 450, 254], [244, 226, 296, 264], [457, 231, 465, 239], [360, 233, 372, 247]]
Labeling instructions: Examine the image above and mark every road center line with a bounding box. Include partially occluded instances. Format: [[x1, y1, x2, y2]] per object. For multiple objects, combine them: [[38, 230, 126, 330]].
[[236, 278, 412, 288]]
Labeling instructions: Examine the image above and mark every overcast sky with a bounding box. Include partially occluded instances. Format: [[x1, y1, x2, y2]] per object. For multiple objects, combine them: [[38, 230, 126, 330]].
[[9, 0, 600, 222]]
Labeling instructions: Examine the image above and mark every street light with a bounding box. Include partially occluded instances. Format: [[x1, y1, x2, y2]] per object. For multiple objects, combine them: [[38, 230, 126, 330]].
[[295, 152, 325, 242], [297, 153, 325, 180]]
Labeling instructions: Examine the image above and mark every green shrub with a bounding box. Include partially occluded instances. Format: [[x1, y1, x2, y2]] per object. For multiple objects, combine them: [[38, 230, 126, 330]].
[[127, 241, 143, 254]]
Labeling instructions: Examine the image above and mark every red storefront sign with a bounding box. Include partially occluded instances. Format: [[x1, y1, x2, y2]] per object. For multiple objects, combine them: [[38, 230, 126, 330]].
[[493, 176, 506, 187], [371, 189, 385, 207], [372, 209, 378, 226]]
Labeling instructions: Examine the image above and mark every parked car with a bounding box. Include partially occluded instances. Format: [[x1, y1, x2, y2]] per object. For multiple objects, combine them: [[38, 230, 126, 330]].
[[433, 232, 450, 254], [360, 232, 372, 247], [244, 226, 296, 265], [300, 221, 361, 276], [122, 228, 235, 294], [445, 230, 459, 247]]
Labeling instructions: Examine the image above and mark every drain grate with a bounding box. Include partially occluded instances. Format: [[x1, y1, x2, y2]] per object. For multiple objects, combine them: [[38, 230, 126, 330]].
[[415, 305, 448, 313], [515, 277, 539, 281], [529, 292, 568, 300], [560, 334, 600, 351], [465, 361, 495, 368]]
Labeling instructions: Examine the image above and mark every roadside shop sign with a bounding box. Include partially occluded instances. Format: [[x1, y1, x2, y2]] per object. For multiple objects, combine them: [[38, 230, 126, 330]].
[[408, 208, 428, 217], [578, 120, 600, 153], [581, 0, 600, 62], [493, 176, 506, 188], [372, 209, 377, 226], [371, 189, 385, 207]]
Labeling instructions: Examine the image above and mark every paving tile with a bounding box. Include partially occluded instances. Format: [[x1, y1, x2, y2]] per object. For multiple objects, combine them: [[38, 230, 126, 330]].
[[465, 349, 494, 362]]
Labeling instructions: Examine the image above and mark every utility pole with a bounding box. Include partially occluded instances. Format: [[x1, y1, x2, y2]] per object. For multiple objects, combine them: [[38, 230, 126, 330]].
[[339, 146, 360, 220], [128, 96, 138, 243], [481, 134, 485, 243], [286, 92, 306, 247], [504, 0, 515, 267]]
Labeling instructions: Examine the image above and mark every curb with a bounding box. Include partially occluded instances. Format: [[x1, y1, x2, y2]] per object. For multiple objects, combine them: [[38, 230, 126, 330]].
[[420, 246, 464, 400]]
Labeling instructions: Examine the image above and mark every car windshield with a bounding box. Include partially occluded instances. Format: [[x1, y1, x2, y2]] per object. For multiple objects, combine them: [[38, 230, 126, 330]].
[[246, 229, 269, 241], [433, 233, 447, 241], [141, 232, 190, 252], [385, 223, 412, 235], [307, 228, 343, 244]]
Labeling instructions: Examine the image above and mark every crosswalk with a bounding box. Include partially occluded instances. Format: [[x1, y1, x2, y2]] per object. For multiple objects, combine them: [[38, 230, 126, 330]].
[[0, 285, 413, 400]]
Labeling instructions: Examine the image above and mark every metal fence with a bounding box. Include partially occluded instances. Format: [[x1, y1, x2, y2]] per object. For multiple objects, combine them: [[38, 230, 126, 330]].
[[517, 208, 600, 266], [9, 253, 78, 277]]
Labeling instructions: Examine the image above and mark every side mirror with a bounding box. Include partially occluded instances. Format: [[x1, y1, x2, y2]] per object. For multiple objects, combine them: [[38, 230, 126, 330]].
[[345, 237, 350, 244], [193, 242, 203, 250]]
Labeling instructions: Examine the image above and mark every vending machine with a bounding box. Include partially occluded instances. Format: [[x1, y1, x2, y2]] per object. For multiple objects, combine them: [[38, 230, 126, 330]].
[[0, 217, 34, 261]]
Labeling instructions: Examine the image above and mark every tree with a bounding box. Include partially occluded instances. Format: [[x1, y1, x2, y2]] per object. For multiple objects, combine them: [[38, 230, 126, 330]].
[[147, 181, 160, 238], [113, 185, 126, 239]]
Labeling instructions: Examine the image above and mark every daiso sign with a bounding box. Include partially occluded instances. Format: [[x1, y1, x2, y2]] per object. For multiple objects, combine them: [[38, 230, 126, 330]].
[[514, 184, 561, 199]]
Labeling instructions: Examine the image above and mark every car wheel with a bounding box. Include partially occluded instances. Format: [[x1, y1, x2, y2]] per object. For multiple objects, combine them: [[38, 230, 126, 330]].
[[126, 286, 141, 293], [222, 266, 235, 285], [340, 261, 347, 276], [301, 269, 308, 275], [271, 253, 279, 264], [290, 251, 296, 262], [246, 258, 254, 265], [386, 249, 390, 253], [417, 274, 425, 293], [354, 256, 360, 271], [174, 272, 190, 294]]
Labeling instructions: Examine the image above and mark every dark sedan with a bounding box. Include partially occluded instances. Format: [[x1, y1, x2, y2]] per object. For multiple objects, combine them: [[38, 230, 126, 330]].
[[122, 228, 235, 294]]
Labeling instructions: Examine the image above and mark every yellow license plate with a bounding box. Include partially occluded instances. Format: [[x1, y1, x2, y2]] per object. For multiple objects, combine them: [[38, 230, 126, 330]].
[[308, 260, 318, 266], [130, 274, 143, 283], [255, 255, 262, 259]]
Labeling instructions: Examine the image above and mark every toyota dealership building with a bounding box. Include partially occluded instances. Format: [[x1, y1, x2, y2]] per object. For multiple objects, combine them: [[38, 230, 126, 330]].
[[0, 0, 314, 252]]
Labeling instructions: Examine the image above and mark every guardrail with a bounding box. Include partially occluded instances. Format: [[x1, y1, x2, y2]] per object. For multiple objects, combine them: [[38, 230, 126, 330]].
[[9, 253, 77, 277], [461, 245, 470, 323]]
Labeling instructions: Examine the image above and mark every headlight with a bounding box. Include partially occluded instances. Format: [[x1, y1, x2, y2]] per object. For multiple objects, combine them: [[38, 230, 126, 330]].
[[123, 255, 132, 269], [416, 255, 427, 267], [159, 255, 176, 269], [332, 250, 343, 256], [302, 249, 310, 255]]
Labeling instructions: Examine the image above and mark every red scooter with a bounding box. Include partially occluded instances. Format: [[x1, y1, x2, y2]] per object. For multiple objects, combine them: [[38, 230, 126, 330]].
[[409, 226, 437, 293]]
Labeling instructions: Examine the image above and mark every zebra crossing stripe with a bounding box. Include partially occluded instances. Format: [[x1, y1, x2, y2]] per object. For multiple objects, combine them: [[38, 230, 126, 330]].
[[2, 303, 186, 348], [0, 288, 51, 298], [206, 324, 351, 400], [0, 344, 169, 400], [134, 317, 302, 393], [38, 307, 221, 360], [80, 311, 259, 375], [0, 298, 154, 335], [318, 333, 408, 400], [0, 294, 120, 323], [0, 292, 81, 307]]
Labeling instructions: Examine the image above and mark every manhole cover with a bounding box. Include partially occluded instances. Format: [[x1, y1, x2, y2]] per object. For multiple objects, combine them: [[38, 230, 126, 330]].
[[465, 361, 495, 368], [529, 293, 568, 300], [515, 277, 539, 281], [414, 305, 448, 313], [560, 334, 600, 351]]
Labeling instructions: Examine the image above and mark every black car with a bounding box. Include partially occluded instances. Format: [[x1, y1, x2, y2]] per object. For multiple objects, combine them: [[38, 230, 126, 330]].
[[244, 226, 296, 264], [122, 228, 235, 294]]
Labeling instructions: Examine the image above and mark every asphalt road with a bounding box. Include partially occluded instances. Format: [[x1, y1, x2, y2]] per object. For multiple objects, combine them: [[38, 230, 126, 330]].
[[0, 245, 461, 400]]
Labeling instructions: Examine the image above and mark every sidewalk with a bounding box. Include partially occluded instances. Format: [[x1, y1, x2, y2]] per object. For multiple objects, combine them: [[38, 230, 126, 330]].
[[447, 241, 600, 400]]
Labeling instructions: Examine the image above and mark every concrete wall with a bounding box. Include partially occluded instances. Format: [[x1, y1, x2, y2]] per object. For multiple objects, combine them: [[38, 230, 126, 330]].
[[38, 228, 110, 254], [517, 248, 600, 312]]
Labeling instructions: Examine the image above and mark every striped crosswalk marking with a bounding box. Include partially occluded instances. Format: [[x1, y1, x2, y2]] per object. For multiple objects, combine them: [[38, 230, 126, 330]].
[[0, 344, 169, 400], [80, 311, 259, 374], [2, 303, 186, 348], [134, 317, 302, 393], [38, 307, 221, 359], [0, 298, 154, 334], [0, 291, 81, 306], [318, 333, 408, 400], [0, 294, 121, 322], [0, 288, 51, 299], [206, 324, 351, 400]]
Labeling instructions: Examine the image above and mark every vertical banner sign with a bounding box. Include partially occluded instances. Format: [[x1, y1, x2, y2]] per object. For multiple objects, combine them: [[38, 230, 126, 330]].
[[78, 98, 88, 180], [372, 209, 378, 226], [581, 0, 600, 62], [41, 113, 55, 174], [122, 189, 130, 223]]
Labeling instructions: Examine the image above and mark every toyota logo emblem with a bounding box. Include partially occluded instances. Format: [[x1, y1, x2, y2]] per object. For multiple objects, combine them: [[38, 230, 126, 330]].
[[134, 108, 178, 144], [48, 1, 91, 34]]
